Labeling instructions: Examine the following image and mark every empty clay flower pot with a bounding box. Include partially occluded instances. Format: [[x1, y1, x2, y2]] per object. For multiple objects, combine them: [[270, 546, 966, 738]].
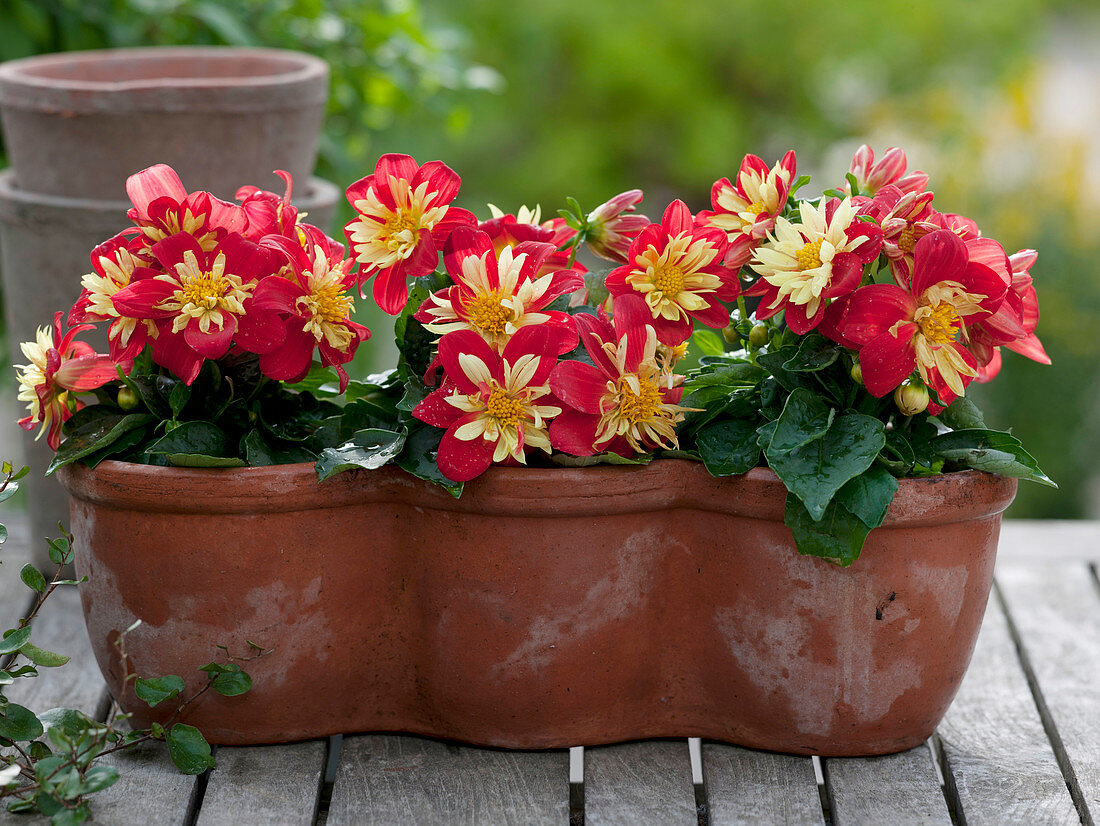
[[0, 172, 339, 564], [0, 47, 328, 200], [59, 459, 1017, 756]]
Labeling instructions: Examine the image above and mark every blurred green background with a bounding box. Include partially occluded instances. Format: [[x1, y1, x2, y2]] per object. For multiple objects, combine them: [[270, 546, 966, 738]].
[[1, 0, 1096, 519]]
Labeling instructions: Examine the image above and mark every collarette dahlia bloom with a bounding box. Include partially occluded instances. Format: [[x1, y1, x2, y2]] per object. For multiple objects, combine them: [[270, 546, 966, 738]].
[[126, 163, 248, 253], [412, 325, 562, 482], [584, 189, 650, 262], [236, 170, 301, 241], [15, 313, 121, 449], [344, 153, 476, 315], [606, 200, 736, 346], [479, 203, 580, 274], [549, 295, 691, 456], [253, 225, 371, 390], [747, 197, 882, 334], [68, 232, 161, 362], [841, 230, 1007, 404], [697, 151, 797, 269], [414, 228, 582, 355], [112, 232, 284, 384], [845, 145, 928, 196], [865, 185, 939, 287]]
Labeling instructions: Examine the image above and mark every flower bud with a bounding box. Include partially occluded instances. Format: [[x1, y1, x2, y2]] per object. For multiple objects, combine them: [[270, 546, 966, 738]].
[[850, 362, 862, 385], [894, 380, 929, 416], [748, 324, 769, 347], [722, 325, 740, 345], [117, 387, 140, 411]]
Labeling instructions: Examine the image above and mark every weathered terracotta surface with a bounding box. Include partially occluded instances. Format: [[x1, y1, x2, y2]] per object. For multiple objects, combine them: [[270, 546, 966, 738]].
[[0, 47, 328, 200], [0, 172, 338, 567], [59, 459, 1016, 755]]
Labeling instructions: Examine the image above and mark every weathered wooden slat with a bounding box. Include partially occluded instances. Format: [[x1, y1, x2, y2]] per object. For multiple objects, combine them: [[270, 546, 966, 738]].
[[997, 563, 1100, 823], [327, 735, 570, 825], [195, 741, 326, 826], [825, 743, 951, 825], [999, 521, 1100, 563], [584, 740, 695, 826], [702, 742, 822, 825], [936, 592, 1079, 825], [86, 741, 198, 826]]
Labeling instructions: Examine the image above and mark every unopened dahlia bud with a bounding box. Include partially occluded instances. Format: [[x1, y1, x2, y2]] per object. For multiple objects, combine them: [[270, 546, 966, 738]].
[[117, 387, 140, 410], [850, 361, 863, 385], [722, 324, 740, 345], [585, 189, 650, 262], [894, 380, 929, 416], [748, 324, 770, 348]]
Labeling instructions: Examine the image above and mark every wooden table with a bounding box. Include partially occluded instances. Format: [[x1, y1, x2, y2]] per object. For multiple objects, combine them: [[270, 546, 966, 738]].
[[0, 515, 1096, 825]]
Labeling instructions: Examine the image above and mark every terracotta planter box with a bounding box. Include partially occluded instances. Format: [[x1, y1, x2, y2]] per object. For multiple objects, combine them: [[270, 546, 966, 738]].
[[0, 46, 328, 200], [59, 459, 1016, 756]]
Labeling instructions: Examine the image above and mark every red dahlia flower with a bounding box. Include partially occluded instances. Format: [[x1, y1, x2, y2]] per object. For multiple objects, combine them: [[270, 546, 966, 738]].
[[236, 170, 300, 241], [698, 151, 797, 269], [549, 295, 690, 456], [865, 185, 938, 287], [846, 145, 928, 196], [606, 200, 736, 346], [585, 190, 650, 263], [344, 153, 476, 315], [480, 204, 580, 275], [412, 325, 562, 482], [253, 225, 371, 390], [747, 198, 882, 334], [112, 232, 284, 385], [15, 313, 121, 450], [68, 232, 161, 362], [964, 246, 1050, 374], [126, 163, 247, 253], [414, 228, 582, 354], [841, 230, 1007, 404]]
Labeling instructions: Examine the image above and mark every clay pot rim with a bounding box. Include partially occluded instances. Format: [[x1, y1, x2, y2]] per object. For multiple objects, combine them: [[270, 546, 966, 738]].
[[59, 457, 1018, 527], [0, 47, 328, 112], [0, 169, 339, 218]]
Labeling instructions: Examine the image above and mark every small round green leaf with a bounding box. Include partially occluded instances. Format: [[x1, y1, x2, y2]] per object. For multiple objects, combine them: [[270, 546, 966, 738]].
[[166, 724, 216, 775]]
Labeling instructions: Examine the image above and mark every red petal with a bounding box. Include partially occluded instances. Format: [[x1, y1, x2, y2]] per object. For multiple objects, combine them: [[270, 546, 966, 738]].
[[662, 200, 694, 237], [550, 360, 609, 414], [437, 417, 495, 482], [236, 306, 288, 354], [372, 263, 411, 316], [860, 325, 917, 397], [413, 387, 463, 428], [257, 327, 315, 381], [416, 160, 462, 206], [444, 228, 494, 285], [438, 329, 502, 391], [151, 326, 204, 385], [111, 279, 177, 319], [842, 284, 916, 345], [126, 164, 186, 220], [549, 409, 600, 456], [184, 315, 236, 359], [911, 230, 966, 295]]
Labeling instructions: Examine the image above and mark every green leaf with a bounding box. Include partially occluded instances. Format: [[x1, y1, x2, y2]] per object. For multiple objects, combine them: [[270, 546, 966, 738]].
[[168, 382, 192, 419], [784, 493, 872, 567], [0, 703, 44, 741], [696, 419, 761, 476], [79, 425, 150, 469], [692, 329, 725, 357], [781, 332, 840, 373], [145, 421, 232, 460], [550, 452, 653, 467], [0, 481, 17, 503], [930, 429, 1055, 486], [20, 564, 46, 593], [46, 414, 156, 475], [939, 396, 987, 430], [395, 425, 463, 497], [316, 428, 407, 481], [766, 388, 835, 453], [203, 664, 251, 697], [37, 708, 97, 738], [166, 724, 216, 775], [52, 804, 93, 825], [162, 454, 248, 468], [80, 765, 120, 794], [19, 643, 69, 668], [836, 465, 899, 528], [766, 413, 886, 520], [47, 536, 74, 566], [241, 430, 316, 466], [0, 524, 7, 545], [134, 675, 186, 708], [0, 627, 31, 654]]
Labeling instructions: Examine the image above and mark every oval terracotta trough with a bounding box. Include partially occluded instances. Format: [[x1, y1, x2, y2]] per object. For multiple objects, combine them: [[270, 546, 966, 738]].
[[59, 459, 1016, 756]]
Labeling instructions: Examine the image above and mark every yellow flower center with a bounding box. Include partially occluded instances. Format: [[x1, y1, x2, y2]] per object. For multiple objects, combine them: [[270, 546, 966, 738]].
[[652, 264, 685, 296], [485, 386, 525, 428], [302, 282, 354, 324], [746, 201, 767, 216], [917, 302, 960, 344], [180, 272, 229, 310], [796, 238, 824, 271], [898, 226, 917, 254], [467, 291, 513, 335], [384, 210, 420, 239], [616, 375, 663, 423]]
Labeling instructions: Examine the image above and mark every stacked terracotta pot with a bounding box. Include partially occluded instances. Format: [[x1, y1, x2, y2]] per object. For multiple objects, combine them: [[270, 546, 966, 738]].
[[0, 47, 337, 560]]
